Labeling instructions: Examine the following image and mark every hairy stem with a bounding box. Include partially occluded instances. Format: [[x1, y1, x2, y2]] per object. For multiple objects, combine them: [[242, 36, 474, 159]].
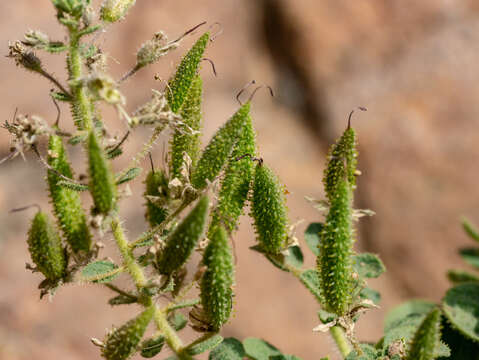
[[154, 306, 184, 352], [329, 326, 351, 358]]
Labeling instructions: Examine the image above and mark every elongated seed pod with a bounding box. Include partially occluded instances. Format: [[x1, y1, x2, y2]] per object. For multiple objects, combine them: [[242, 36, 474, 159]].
[[100, 0, 136, 23], [317, 174, 354, 315], [101, 305, 154, 360], [87, 131, 116, 215], [209, 115, 256, 235], [406, 308, 442, 360], [47, 133, 92, 253], [144, 169, 169, 227], [156, 196, 209, 274], [200, 226, 234, 331], [251, 162, 288, 254], [167, 32, 209, 113], [27, 211, 66, 281], [191, 103, 250, 190], [170, 75, 203, 180]]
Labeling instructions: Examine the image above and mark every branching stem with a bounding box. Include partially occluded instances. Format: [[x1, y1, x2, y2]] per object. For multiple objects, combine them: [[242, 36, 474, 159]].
[[329, 325, 352, 358]]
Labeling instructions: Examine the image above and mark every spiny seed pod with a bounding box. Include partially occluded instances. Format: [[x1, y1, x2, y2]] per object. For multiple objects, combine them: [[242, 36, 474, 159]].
[[191, 103, 250, 190], [170, 75, 203, 181], [167, 32, 209, 113], [47, 133, 92, 253], [101, 305, 154, 360], [251, 162, 288, 254], [144, 169, 169, 227], [100, 0, 136, 23], [87, 131, 116, 215], [209, 115, 256, 235], [27, 211, 66, 282], [406, 308, 442, 360], [200, 226, 234, 331], [317, 173, 354, 316], [156, 196, 209, 274], [323, 126, 357, 201]]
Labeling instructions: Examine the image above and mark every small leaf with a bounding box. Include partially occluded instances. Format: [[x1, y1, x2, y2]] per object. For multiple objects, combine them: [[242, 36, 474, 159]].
[[243, 338, 281, 360], [140, 335, 165, 358], [270, 355, 303, 360], [250, 245, 303, 272], [406, 308, 442, 360], [299, 269, 322, 303], [345, 344, 377, 360], [352, 253, 386, 279], [304, 222, 323, 256], [68, 133, 87, 145], [184, 334, 223, 355], [459, 248, 479, 269], [385, 300, 436, 332], [57, 179, 89, 192], [108, 294, 137, 306], [107, 147, 123, 159], [168, 312, 187, 331], [318, 309, 337, 324], [462, 218, 479, 243], [81, 260, 121, 283], [116, 167, 142, 185], [360, 287, 381, 305], [447, 269, 479, 284], [209, 338, 245, 360], [51, 91, 72, 102]]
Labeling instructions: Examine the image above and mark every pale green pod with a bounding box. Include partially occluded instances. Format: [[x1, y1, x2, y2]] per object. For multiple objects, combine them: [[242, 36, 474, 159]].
[[87, 131, 116, 215], [200, 226, 234, 331], [251, 163, 288, 254], [100, 0, 136, 23], [144, 169, 169, 227], [47, 132, 92, 253], [167, 32, 209, 113], [27, 211, 66, 282], [156, 196, 209, 274], [169, 75, 203, 180], [406, 308, 442, 360], [191, 103, 250, 190], [101, 306, 154, 360]]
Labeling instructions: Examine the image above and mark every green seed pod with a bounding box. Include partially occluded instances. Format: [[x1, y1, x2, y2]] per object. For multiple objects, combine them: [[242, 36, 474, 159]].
[[251, 162, 288, 254], [191, 103, 250, 190], [100, 0, 136, 23], [170, 75, 203, 181], [406, 308, 442, 360], [101, 305, 154, 360], [27, 211, 66, 282], [200, 226, 234, 331], [167, 32, 209, 113], [317, 174, 354, 316], [87, 131, 117, 215], [47, 133, 92, 253], [209, 114, 256, 235], [144, 169, 169, 227], [156, 196, 209, 274]]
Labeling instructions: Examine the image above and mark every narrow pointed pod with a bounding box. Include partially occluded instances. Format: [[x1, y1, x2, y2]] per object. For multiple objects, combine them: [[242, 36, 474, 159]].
[[191, 103, 250, 190], [167, 32, 209, 113], [156, 195, 209, 274], [251, 162, 289, 254], [101, 305, 154, 360], [144, 169, 169, 227], [87, 130, 117, 215], [406, 308, 442, 360], [200, 226, 234, 331], [169, 75, 203, 181], [209, 114, 256, 235], [47, 132, 92, 253], [27, 211, 66, 282]]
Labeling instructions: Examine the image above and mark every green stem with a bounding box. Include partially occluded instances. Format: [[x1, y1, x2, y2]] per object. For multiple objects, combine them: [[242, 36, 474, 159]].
[[330, 326, 351, 358], [154, 306, 184, 352]]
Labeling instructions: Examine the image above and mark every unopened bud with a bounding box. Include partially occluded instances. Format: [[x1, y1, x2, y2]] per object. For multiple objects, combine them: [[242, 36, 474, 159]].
[[136, 31, 178, 68], [8, 41, 42, 72], [100, 0, 136, 23]]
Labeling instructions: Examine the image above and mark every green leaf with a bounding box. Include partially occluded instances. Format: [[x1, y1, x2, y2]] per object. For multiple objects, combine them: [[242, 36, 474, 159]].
[[250, 245, 303, 272], [440, 319, 479, 360], [81, 260, 121, 283], [168, 312, 187, 331], [360, 287, 381, 305], [209, 338, 245, 360], [243, 338, 281, 360], [462, 218, 479, 243], [140, 335, 165, 358], [184, 334, 223, 355], [352, 253, 385, 279], [50, 91, 72, 102], [299, 269, 321, 303], [447, 269, 479, 284], [116, 167, 142, 185], [345, 344, 377, 359], [459, 248, 479, 269], [270, 355, 303, 360], [318, 309, 337, 324], [68, 133, 87, 145], [304, 222, 323, 256], [406, 308, 442, 360], [106, 147, 123, 159], [385, 300, 436, 332], [108, 294, 137, 306], [442, 283, 479, 342]]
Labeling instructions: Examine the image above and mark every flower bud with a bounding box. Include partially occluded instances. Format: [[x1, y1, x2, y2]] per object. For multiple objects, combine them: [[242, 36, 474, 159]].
[[100, 0, 136, 23]]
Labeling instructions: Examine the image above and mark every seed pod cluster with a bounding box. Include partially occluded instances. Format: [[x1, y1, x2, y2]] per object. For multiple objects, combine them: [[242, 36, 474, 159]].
[[251, 162, 288, 254], [87, 131, 117, 215], [144, 169, 169, 227], [101, 306, 154, 360], [156, 196, 209, 274], [167, 32, 209, 113], [200, 226, 234, 331], [406, 308, 442, 360], [47, 133, 92, 253], [27, 211, 66, 282], [191, 103, 250, 190], [170, 75, 203, 180], [100, 0, 136, 23]]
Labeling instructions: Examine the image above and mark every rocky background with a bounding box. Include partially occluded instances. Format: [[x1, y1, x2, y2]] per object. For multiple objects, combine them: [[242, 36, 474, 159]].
[[1, 1, 479, 359]]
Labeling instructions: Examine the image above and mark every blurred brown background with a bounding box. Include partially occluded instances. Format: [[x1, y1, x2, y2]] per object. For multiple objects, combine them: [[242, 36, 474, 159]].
[[1, 1, 479, 359]]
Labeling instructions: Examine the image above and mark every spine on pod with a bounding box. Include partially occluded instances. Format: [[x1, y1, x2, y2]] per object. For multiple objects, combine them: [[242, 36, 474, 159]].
[[167, 32, 209, 113], [100, 0, 136, 23], [101, 305, 154, 360], [406, 308, 442, 360], [144, 169, 169, 227], [209, 114, 256, 235], [251, 162, 288, 254], [47, 133, 92, 253], [156, 195, 209, 274], [27, 211, 66, 282], [191, 103, 250, 190], [200, 226, 234, 331], [87, 130, 117, 215], [169, 74, 203, 181]]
